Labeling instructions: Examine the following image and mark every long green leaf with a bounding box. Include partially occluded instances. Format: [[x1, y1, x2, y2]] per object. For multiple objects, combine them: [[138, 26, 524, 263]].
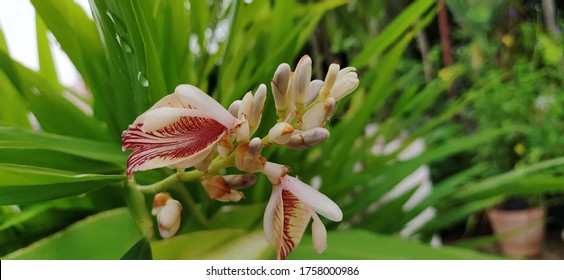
[[0, 199, 93, 256], [351, 0, 435, 67], [3, 208, 141, 259], [0, 127, 125, 166], [151, 229, 270, 259], [35, 14, 57, 82], [0, 147, 122, 173], [0, 164, 125, 205], [31, 0, 121, 140], [287, 230, 500, 260], [0, 51, 111, 141]]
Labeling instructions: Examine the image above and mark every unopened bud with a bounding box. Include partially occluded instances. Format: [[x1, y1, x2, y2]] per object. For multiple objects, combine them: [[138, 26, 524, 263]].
[[217, 134, 234, 158], [319, 63, 340, 101], [301, 97, 335, 130], [223, 174, 257, 190], [285, 128, 330, 150], [235, 138, 266, 173], [238, 92, 253, 120], [233, 115, 250, 141], [202, 176, 246, 202], [307, 80, 324, 105], [152, 192, 182, 239], [249, 84, 267, 135], [268, 122, 295, 145], [272, 63, 291, 118], [228, 100, 242, 118], [292, 55, 312, 113], [330, 67, 359, 101]]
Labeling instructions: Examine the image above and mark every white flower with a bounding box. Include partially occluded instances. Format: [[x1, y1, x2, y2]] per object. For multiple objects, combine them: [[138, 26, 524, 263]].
[[262, 163, 342, 260], [122, 85, 242, 177]]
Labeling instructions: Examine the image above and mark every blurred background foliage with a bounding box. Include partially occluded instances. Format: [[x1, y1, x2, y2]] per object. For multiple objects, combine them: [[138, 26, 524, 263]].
[[1, 0, 563, 259]]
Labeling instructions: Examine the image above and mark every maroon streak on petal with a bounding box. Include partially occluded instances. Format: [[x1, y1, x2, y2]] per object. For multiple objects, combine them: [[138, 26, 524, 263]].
[[274, 189, 311, 260], [122, 116, 228, 176]]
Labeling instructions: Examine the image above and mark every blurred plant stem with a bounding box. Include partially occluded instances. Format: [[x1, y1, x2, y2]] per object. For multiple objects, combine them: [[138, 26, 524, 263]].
[[541, 0, 557, 34], [438, 0, 455, 97]]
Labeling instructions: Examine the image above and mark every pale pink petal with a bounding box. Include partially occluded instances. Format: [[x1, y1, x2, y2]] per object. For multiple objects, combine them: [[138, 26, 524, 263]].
[[261, 162, 291, 185], [122, 114, 229, 177], [283, 176, 343, 222], [310, 211, 327, 253], [263, 187, 282, 245], [174, 84, 239, 128]]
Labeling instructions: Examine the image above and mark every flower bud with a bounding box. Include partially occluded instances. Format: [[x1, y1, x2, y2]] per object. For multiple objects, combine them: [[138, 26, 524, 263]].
[[238, 92, 253, 120], [249, 84, 267, 135], [235, 137, 266, 173], [217, 134, 234, 158], [223, 174, 257, 189], [228, 100, 241, 118], [292, 55, 312, 113], [301, 97, 335, 130], [152, 192, 182, 239], [319, 63, 340, 101], [285, 128, 330, 150], [272, 63, 291, 118], [268, 122, 294, 145], [330, 67, 359, 101], [307, 80, 324, 105], [202, 176, 246, 202]]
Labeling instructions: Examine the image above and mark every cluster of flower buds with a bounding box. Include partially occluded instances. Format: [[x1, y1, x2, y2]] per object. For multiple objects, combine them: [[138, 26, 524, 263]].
[[122, 55, 358, 259], [268, 56, 358, 150]]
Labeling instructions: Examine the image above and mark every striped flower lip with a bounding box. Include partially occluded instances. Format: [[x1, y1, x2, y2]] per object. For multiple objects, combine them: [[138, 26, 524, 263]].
[[122, 85, 241, 177], [262, 163, 342, 260]]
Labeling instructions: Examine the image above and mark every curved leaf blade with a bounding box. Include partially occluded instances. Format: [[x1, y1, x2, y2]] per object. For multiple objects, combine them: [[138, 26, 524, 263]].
[[0, 164, 125, 205], [3, 208, 141, 259]]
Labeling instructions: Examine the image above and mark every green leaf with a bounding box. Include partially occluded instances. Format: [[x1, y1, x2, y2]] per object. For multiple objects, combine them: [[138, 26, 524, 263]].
[[0, 198, 93, 256], [35, 14, 58, 82], [208, 203, 265, 230], [3, 208, 142, 259], [0, 51, 111, 141], [287, 230, 500, 260], [31, 0, 122, 140], [121, 238, 153, 260], [0, 164, 125, 205], [351, 0, 435, 67], [151, 229, 271, 259], [451, 157, 564, 202], [0, 147, 122, 173], [0, 27, 30, 129], [0, 127, 125, 166]]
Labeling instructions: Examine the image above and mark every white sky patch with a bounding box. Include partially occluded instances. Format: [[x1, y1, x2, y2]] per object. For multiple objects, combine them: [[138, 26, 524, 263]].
[[0, 0, 91, 86]]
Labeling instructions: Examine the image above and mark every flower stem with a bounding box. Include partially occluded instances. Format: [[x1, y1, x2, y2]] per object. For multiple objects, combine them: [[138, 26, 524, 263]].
[[125, 179, 155, 239], [174, 184, 208, 227]]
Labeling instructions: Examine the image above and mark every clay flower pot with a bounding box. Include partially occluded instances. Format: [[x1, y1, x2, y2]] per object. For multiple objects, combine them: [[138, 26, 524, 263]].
[[486, 206, 546, 257]]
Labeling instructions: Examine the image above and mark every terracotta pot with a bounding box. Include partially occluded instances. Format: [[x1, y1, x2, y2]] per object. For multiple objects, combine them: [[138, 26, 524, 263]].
[[486, 206, 546, 257]]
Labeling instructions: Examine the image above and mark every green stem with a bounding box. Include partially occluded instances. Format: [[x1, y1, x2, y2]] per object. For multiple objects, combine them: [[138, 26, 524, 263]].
[[174, 184, 208, 227], [125, 179, 155, 239]]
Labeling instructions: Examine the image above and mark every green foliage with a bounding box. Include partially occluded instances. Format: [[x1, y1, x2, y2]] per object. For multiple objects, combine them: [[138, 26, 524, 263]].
[[1, 0, 563, 260], [288, 230, 500, 260]]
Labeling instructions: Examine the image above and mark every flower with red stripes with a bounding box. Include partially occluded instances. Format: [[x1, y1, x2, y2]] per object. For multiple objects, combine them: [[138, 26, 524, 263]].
[[122, 85, 243, 178]]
